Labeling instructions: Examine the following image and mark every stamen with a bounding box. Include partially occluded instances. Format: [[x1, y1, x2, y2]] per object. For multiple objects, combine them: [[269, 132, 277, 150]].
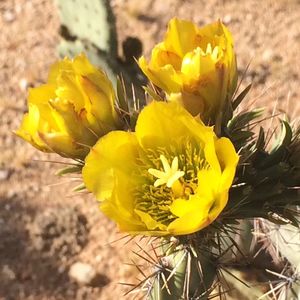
[[205, 43, 219, 60], [148, 155, 185, 188], [206, 43, 212, 54]]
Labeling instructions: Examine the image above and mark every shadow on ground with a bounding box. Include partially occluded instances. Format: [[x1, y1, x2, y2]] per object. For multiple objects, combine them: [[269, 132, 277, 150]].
[[0, 195, 109, 299]]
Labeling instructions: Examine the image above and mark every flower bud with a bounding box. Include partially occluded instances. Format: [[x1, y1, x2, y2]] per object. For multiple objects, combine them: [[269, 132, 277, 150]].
[[16, 54, 120, 159], [139, 18, 237, 124]]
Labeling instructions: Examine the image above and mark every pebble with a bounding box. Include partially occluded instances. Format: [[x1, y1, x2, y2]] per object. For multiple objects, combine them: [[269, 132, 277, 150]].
[[223, 14, 232, 24], [262, 49, 274, 62], [2, 265, 16, 280], [0, 169, 10, 181], [3, 10, 16, 23], [19, 78, 29, 92], [68, 262, 97, 286]]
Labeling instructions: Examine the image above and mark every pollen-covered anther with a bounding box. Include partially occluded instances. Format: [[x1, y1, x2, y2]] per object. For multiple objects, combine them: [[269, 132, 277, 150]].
[[148, 155, 185, 188]]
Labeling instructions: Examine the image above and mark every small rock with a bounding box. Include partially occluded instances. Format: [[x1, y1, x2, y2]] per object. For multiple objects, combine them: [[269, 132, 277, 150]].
[[262, 49, 274, 62], [95, 254, 102, 262], [2, 265, 16, 280], [223, 14, 232, 25], [19, 78, 29, 91], [69, 262, 97, 285], [0, 169, 10, 181], [3, 10, 16, 23]]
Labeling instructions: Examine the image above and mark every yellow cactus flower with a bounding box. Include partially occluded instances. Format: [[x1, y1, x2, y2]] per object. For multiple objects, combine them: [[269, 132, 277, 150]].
[[83, 102, 239, 236], [138, 18, 237, 124], [16, 54, 120, 159]]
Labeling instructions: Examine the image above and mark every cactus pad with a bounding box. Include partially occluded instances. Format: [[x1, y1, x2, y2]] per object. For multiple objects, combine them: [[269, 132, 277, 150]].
[[54, 0, 117, 56]]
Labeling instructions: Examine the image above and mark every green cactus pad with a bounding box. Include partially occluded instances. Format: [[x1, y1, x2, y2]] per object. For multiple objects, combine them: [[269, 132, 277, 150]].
[[54, 0, 117, 56]]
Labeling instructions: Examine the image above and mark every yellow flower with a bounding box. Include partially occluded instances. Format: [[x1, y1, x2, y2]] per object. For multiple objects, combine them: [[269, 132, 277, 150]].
[[138, 18, 237, 124], [16, 54, 120, 159], [83, 102, 239, 236]]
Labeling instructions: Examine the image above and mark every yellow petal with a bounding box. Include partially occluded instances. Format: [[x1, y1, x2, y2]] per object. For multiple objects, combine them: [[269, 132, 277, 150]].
[[135, 210, 167, 231], [167, 92, 206, 117], [79, 76, 117, 131], [167, 210, 211, 235], [55, 71, 86, 111], [72, 54, 118, 125], [136, 101, 214, 150], [47, 57, 73, 83], [15, 107, 50, 152], [83, 131, 138, 200], [38, 132, 87, 158], [151, 44, 182, 70], [168, 166, 231, 235], [215, 137, 239, 189], [181, 48, 217, 79], [164, 18, 198, 57], [100, 171, 147, 232], [72, 54, 114, 99], [208, 192, 229, 224], [27, 84, 56, 107], [169, 198, 194, 218], [204, 139, 221, 174], [138, 56, 182, 93], [48, 98, 97, 146], [83, 130, 153, 234], [198, 20, 234, 49], [197, 168, 220, 198], [168, 194, 212, 235]]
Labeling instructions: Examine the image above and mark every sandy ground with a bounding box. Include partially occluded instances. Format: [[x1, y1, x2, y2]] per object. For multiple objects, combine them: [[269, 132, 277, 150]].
[[0, 0, 299, 299]]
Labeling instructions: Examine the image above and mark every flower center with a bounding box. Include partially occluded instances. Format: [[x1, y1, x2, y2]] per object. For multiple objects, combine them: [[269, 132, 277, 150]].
[[133, 140, 208, 226], [148, 155, 185, 188]]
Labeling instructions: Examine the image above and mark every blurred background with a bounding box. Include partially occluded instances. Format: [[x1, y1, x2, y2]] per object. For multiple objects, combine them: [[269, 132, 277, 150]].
[[0, 0, 299, 299]]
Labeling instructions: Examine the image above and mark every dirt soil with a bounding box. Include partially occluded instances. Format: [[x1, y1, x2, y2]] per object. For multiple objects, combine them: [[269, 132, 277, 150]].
[[0, 0, 299, 299]]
